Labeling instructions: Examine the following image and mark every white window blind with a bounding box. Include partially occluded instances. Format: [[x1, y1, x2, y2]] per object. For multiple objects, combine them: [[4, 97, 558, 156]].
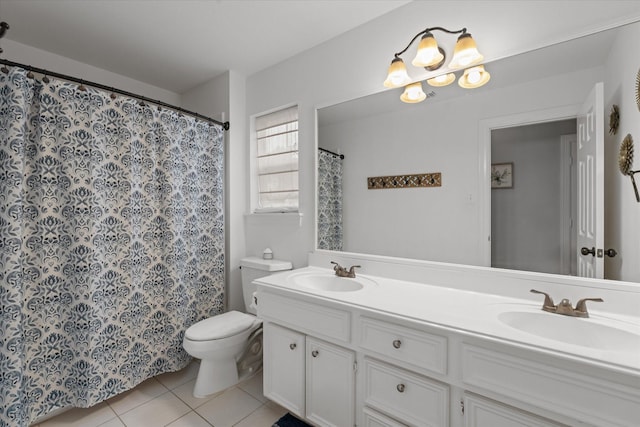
[[255, 106, 299, 211]]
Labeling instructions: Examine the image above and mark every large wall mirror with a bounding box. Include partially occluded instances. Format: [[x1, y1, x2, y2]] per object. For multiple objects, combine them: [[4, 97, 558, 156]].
[[316, 21, 640, 283]]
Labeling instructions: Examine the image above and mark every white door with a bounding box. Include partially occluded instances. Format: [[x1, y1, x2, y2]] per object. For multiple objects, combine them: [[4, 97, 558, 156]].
[[576, 82, 604, 278]]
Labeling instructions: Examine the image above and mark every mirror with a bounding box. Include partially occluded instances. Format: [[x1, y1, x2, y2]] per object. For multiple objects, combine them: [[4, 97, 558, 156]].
[[317, 22, 638, 281]]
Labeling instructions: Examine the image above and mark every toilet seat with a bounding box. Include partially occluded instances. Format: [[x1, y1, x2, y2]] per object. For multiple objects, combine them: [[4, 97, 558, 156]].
[[185, 311, 259, 341]]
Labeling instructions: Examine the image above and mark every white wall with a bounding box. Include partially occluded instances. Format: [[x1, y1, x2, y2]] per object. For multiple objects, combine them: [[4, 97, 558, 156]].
[[603, 23, 640, 282], [246, 2, 640, 282], [245, 1, 640, 274], [2, 39, 180, 105]]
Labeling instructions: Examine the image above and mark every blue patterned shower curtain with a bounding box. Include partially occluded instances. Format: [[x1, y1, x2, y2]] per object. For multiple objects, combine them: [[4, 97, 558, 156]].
[[317, 149, 343, 251], [0, 67, 225, 427]]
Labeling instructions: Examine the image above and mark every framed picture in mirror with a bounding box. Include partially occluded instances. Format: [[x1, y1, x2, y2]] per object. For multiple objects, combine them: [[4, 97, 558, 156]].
[[491, 163, 513, 189]]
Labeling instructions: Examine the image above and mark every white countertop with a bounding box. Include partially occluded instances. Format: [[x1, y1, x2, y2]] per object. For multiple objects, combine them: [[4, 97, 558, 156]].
[[256, 266, 640, 374]]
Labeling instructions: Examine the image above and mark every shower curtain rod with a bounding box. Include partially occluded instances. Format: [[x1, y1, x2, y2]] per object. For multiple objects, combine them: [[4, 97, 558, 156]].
[[319, 147, 344, 159], [0, 58, 230, 130]]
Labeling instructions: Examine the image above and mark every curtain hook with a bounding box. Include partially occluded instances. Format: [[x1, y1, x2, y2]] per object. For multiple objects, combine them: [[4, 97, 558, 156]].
[[42, 75, 50, 83], [1, 65, 8, 74], [26, 70, 34, 79], [77, 80, 87, 91]]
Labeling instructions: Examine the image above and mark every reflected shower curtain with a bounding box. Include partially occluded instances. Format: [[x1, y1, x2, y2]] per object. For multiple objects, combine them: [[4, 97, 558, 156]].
[[317, 149, 343, 251], [0, 67, 225, 426]]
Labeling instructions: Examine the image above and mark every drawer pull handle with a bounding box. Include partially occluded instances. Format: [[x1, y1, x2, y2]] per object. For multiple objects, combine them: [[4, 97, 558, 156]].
[[396, 383, 405, 393], [289, 343, 296, 350], [392, 339, 402, 349], [312, 350, 319, 357]]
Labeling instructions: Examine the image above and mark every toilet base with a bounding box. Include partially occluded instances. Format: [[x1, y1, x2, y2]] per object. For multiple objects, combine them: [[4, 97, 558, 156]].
[[193, 358, 239, 398], [191, 326, 264, 398]]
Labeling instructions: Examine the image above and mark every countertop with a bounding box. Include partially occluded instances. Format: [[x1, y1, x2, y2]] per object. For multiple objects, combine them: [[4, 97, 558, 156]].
[[255, 266, 640, 374]]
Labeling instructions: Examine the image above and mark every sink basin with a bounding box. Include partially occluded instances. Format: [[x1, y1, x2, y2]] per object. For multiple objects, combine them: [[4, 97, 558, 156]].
[[289, 272, 376, 292], [498, 310, 640, 352]]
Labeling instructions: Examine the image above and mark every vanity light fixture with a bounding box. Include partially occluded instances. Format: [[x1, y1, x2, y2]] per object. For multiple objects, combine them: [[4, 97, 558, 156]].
[[458, 64, 491, 88], [400, 81, 427, 103], [384, 26, 490, 102], [427, 73, 456, 87]]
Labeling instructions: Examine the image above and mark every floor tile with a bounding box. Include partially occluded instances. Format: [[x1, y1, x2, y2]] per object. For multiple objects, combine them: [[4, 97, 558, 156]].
[[165, 411, 213, 427], [38, 402, 117, 427], [195, 387, 262, 427], [107, 378, 168, 415], [119, 392, 191, 427], [233, 401, 288, 427], [156, 361, 200, 390], [237, 372, 268, 403], [171, 379, 222, 409], [97, 417, 126, 427]]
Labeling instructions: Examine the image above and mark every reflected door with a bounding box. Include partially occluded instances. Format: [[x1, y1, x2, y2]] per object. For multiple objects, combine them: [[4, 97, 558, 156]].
[[576, 82, 604, 278]]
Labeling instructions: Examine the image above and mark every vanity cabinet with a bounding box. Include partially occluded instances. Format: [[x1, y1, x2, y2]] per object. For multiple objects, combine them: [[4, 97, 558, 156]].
[[263, 323, 355, 427], [258, 276, 640, 427]]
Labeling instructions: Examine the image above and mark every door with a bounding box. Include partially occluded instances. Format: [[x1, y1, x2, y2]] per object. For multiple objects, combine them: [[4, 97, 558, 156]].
[[576, 82, 604, 278], [263, 323, 306, 417], [306, 337, 355, 427]]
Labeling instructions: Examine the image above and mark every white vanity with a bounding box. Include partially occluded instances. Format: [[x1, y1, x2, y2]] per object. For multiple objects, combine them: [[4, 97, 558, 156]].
[[256, 253, 640, 427]]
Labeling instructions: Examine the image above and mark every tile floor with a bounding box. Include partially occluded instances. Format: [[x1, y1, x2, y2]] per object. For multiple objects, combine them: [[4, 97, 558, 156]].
[[31, 362, 288, 427]]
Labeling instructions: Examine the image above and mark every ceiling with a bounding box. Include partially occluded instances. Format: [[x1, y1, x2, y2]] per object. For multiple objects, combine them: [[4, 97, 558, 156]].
[[0, 0, 411, 93]]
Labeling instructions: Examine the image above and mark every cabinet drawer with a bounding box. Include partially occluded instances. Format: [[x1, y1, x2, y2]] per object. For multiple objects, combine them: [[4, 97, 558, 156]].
[[462, 344, 640, 427], [363, 358, 449, 427], [359, 316, 447, 375], [464, 393, 565, 427], [363, 407, 406, 427], [258, 292, 351, 342]]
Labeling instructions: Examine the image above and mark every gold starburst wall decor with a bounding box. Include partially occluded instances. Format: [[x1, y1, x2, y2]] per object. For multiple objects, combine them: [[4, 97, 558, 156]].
[[619, 134, 634, 176], [609, 104, 619, 135]]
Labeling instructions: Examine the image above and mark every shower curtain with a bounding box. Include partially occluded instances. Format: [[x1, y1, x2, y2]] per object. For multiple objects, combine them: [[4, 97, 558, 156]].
[[317, 149, 343, 251], [0, 66, 225, 427]]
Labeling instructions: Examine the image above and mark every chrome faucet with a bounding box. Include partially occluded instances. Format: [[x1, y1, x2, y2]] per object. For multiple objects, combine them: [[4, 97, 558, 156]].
[[530, 289, 603, 318], [331, 261, 361, 278]]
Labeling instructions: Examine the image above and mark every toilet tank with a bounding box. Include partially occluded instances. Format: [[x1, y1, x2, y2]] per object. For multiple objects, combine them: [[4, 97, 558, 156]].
[[240, 257, 292, 315]]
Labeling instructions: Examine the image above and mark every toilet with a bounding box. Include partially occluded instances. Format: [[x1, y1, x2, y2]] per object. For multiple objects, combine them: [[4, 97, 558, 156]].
[[183, 256, 292, 397]]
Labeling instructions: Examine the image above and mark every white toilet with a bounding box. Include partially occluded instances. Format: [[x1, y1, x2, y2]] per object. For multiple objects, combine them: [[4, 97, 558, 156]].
[[183, 256, 292, 397]]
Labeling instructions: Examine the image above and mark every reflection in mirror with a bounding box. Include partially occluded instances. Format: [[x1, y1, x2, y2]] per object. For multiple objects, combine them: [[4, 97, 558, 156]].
[[317, 22, 639, 282]]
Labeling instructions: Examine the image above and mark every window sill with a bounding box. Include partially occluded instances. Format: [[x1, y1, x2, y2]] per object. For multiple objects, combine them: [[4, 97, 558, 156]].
[[244, 212, 304, 228]]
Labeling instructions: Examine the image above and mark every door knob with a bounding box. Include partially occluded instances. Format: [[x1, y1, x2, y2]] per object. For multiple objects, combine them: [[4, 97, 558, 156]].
[[311, 350, 319, 357], [580, 247, 595, 256], [604, 248, 617, 257]]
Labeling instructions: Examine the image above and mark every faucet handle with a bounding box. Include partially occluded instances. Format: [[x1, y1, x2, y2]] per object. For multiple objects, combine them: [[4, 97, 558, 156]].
[[530, 289, 556, 311], [330, 261, 342, 270], [574, 297, 603, 317]]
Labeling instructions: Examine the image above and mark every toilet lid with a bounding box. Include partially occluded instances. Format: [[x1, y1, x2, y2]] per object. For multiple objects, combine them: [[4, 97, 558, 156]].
[[185, 311, 258, 341]]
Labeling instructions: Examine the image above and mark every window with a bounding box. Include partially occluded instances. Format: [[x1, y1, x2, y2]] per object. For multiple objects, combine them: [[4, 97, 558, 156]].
[[254, 106, 299, 212]]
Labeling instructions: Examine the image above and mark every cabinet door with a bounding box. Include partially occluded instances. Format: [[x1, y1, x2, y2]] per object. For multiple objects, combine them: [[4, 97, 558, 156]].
[[263, 323, 305, 417], [306, 337, 355, 427], [465, 394, 566, 427]]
